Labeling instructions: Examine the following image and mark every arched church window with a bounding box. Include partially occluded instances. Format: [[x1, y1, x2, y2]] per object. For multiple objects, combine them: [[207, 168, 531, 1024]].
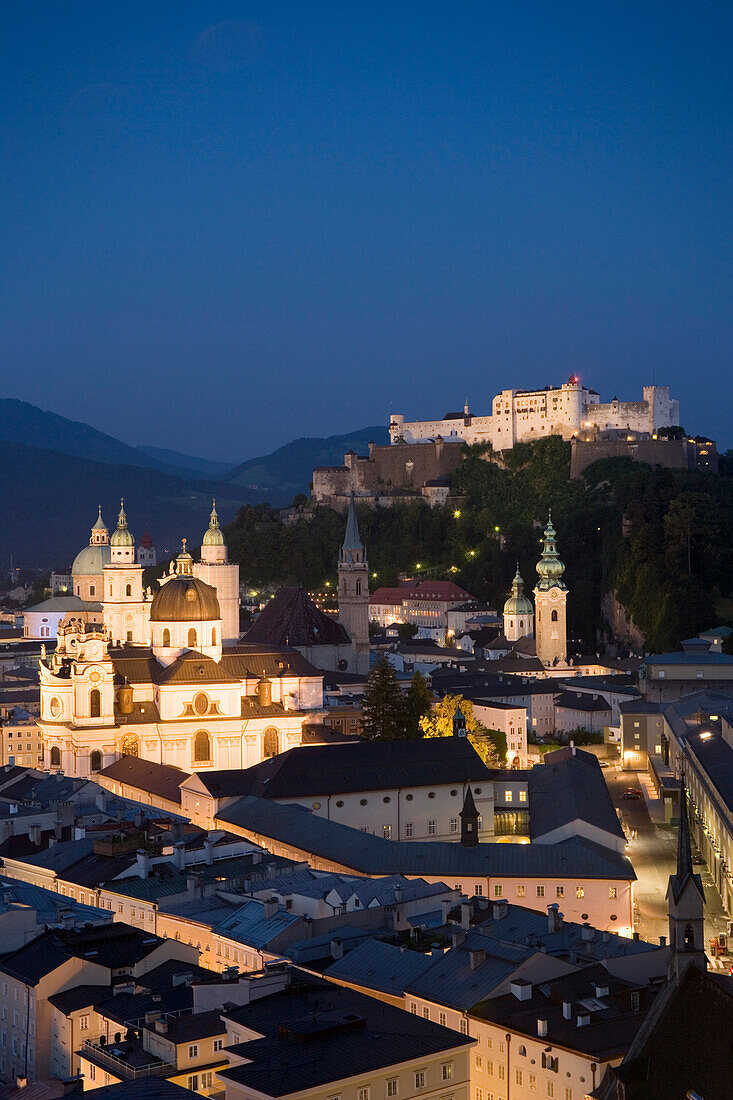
[[90, 750, 102, 772], [89, 585, 95, 597], [356, 580, 361, 596], [263, 727, 279, 758], [50, 697, 61, 718], [193, 730, 211, 763], [188, 628, 197, 649], [519, 619, 524, 629], [121, 734, 139, 758], [50, 746, 61, 767], [211, 628, 216, 645], [89, 689, 101, 718], [551, 609, 558, 622], [109, 586, 113, 597], [162, 628, 171, 647], [126, 584, 132, 597]]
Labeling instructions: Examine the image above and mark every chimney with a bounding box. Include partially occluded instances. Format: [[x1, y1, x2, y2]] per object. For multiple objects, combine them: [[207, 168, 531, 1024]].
[[204, 838, 214, 866], [547, 903, 562, 933], [431, 945, 444, 958], [510, 979, 532, 1001], [577, 1014, 590, 1028], [393, 884, 403, 904], [659, 935, 667, 947], [28, 824, 41, 846], [581, 923, 594, 942], [451, 930, 466, 948], [441, 899, 453, 923], [593, 983, 609, 998], [633, 931, 640, 941], [562, 1001, 572, 1019], [330, 938, 344, 960], [136, 851, 150, 879], [263, 898, 279, 920], [460, 902, 471, 929], [15, 1077, 27, 1091], [187, 872, 202, 897], [570, 740, 576, 756], [492, 899, 508, 921], [537, 1019, 548, 1038], [469, 949, 486, 971], [154, 1019, 169, 1035]]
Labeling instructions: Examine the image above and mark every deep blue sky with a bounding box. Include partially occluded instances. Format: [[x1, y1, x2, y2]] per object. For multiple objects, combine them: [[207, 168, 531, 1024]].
[[2, 1, 731, 461]]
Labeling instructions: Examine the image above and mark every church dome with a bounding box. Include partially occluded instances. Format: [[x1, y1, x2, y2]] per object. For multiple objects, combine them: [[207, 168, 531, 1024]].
[[110, 501, 134, 547], [72, 543, 111, 577], [503, 567, 533, 616], [536, 514, 567, 592], [202, 501, 225, 547], [150, 575, 221, 623]]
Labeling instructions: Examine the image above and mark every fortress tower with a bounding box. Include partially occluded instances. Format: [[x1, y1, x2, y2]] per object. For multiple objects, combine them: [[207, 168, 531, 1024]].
[[533, 513, 568, 667], [338, 495, 371, 674]]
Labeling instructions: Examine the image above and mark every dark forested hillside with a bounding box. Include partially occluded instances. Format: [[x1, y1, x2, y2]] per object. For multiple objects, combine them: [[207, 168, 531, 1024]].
[[225, 437, 733, 653]]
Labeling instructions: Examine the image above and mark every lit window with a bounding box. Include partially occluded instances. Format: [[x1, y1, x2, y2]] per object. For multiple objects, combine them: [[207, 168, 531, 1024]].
[[442, 1064, 453, 1081], [609, 887, 617, 899], [536, 885, 544, 897], [576, 887, 585, 898], [556, 886, 564, 898], [494, 885, 503, 898], [519, 791, 527, 802], [516, 885, 525, 897], [504, 791, 513, 802]]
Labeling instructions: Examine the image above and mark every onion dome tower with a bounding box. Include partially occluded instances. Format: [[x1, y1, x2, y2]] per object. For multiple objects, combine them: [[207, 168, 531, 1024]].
[[503, 565, 534, 641], [194, 501, 240, 646], [72, 508, 111, 600], [103, 500, 148, 645], [533, 512, 568, 667]]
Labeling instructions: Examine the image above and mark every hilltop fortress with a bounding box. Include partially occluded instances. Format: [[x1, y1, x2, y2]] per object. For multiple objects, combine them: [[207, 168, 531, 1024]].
[[313, 378, 688, 508], [389, 378, 679, 449]]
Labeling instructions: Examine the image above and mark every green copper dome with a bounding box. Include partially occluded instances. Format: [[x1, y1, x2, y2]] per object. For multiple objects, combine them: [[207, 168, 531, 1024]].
[[110, 500, 135, 547], [536, 513, 567, 592], [503, 567, 534, 615], [202, 501, 225, 547], [72, 543, 111, 577]]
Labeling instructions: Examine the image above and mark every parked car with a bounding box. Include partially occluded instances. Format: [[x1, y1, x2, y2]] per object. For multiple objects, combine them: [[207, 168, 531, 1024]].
[[622, 788, 642, 800]]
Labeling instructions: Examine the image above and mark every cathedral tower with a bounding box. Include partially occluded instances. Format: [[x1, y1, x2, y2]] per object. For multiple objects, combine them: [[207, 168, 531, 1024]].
[[194, 502, 240, 645], [667, 780, 707, 983], [103, 501, 148, 645], [338, 495, 370, 674], [503, 565, 534, 641], [533, 512, 568, 667]]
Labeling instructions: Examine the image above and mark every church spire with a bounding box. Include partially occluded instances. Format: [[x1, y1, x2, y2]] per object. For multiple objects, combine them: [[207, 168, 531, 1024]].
[[536, 511, 567, 591], [341, 493, 364, 559], [460, 784, 479, 847], [669, 778, 704, 904]]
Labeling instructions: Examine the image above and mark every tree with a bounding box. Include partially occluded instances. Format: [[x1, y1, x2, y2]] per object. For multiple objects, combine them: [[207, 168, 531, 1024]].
[[360, 656, 407, 740], [396, 622, 419, 640], [420, 694, 505, 767], [403, 671, 433, 739]]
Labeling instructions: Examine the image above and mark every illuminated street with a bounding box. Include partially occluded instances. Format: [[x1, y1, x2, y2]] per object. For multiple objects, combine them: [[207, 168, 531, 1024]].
[[605, 767, 731, 964]]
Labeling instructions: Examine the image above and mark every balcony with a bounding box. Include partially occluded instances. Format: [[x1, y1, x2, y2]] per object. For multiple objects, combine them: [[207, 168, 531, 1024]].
[[81, 1039, 176, 1080]]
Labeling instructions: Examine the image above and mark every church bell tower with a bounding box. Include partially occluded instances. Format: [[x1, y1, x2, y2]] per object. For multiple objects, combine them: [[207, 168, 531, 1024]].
[[667, 779, 707, 983], [338, 495, 370, 674], [533, 512, 568, 667]]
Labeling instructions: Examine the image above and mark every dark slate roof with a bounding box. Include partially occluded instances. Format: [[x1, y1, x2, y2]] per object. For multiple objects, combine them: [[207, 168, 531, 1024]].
[[110, 644, 321, 686], [48, 985, 111, 1014], [528, 749, 626, 843], [555, 690, 613, 713], [218, 968, 472, 1096], [684, 722, 733, 816], [219, 796, 635, 880], [644, 651, 733, 666], [76, 1081, 200, 1100], [156, 651, 239, 685], [471, 962, 653, 1057], [98, 756, 189, 803], [0, 923, 166, 985], [243, 587, 350, 648], [148, 1009, 226, 1043], [325, 938, 436, 996], [600, 965, 733, 1100], [193, 737, 490, 799]]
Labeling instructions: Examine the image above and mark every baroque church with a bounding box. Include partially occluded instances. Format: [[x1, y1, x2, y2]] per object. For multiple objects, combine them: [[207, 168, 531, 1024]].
[[39, 503, 332, 779], [501, 513, 569, 668]]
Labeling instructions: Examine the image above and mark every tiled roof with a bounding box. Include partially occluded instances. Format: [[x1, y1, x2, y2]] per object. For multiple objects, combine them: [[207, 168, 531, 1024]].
[[218, 969, 473, 1096], [219, 796, 636, 880], [98, 757, 189, 803], [528, 749, 625, 843], [243, 587, 350, 647], [156, 651, 239, 685], [192, 737, 490, 800]]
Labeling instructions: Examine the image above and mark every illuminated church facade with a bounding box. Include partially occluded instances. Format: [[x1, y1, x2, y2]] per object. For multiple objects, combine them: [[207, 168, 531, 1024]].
[[39, 504, 325, 778]]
